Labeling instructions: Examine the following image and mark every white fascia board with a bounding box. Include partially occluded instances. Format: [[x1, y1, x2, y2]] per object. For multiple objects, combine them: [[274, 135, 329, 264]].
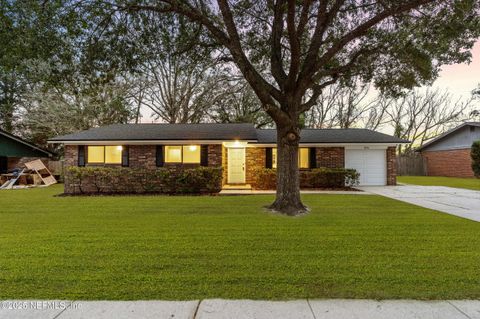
[[250, 143, 400, 148], [49, 140, 257, 145], [50, 141, 402, 149]]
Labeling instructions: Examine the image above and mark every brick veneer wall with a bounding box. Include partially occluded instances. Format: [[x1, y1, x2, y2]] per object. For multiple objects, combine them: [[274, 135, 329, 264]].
[[208, 145, 222, 166], [63, 144, 223, 194], [64, 145, 78, 167], [130, 145, 156, 169], [245, 146, 346, 189], [63, 144, 398, 192], [422, 148, 474, 177], [246, 147, 266, 185], [63, 145, 78, 193], [246, 146, 398, 188], [316, 147, 344, 168], [386, 146, 397, 185]]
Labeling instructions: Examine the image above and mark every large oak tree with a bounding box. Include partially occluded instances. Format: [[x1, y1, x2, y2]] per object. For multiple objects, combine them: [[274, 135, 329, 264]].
[[87, 0, 479, 215]]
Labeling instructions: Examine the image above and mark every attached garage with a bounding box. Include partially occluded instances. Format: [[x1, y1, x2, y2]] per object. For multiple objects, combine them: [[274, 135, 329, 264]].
[[345, 148, 387, 185]]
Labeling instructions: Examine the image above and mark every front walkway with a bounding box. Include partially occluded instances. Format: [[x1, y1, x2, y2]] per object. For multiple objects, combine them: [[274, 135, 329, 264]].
[[359, 185, 480, 222], [1, 299, 479, 319]]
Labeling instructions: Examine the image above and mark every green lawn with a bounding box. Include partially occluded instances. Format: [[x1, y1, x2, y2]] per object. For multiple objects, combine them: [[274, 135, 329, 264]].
[[398, 176, 480, 191], [1, 185, 480, 300]]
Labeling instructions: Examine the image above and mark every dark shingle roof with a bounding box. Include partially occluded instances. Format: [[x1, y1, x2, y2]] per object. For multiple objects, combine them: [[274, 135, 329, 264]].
[[49, 123, 258, 141], [48, 123, 407, 144], [255, 128, 408, 144]]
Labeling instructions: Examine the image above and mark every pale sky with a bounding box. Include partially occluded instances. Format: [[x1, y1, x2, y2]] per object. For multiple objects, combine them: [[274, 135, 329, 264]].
[[433, 40, 480, 99]]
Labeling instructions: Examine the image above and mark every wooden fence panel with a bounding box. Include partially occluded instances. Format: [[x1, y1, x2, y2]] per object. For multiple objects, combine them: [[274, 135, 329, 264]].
[[396, 154, 426, 176], [47, 160, 64, 177]]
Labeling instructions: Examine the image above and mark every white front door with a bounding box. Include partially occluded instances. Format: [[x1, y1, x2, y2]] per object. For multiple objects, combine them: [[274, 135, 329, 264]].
[[228, 148, 246, 184], [345, 148, 387, 186]]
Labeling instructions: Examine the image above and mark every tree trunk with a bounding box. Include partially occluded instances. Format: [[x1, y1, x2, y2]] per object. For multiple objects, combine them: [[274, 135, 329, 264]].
[[267, 123, 308, 216]]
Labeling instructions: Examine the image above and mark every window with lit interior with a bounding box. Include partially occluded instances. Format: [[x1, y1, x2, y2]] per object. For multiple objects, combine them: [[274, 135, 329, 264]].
[[87, 146, 122, 164], [272, 148, 309, 169], [164, 145, 200, 164]]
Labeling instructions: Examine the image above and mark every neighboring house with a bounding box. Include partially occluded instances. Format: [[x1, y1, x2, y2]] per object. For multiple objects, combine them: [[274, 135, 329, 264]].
[[417, 122, 480, 177], [48, 123, 407, 192], [0, 129, 54, 174]]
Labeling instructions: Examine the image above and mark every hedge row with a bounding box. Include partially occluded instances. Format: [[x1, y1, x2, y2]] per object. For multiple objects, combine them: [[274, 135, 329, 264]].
[[251, 167, 360, 189], [472, 140, 480, 178], [65, 166, 223, 194]]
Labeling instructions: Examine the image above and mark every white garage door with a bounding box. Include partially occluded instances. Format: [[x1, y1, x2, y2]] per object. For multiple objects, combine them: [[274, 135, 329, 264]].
[[345, 149, 386, 186]]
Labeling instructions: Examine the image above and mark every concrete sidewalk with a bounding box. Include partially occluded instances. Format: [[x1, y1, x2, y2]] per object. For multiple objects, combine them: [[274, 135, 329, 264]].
[[1, 299, 479, 319]]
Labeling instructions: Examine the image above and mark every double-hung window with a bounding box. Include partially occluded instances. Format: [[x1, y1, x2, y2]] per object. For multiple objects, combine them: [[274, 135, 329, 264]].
[[164, 145, 200, 164], [272, 148, 309, 169], [87, 146, 123, 164]]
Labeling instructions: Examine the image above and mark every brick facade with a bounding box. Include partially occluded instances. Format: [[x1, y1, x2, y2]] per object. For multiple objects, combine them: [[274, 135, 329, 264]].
[[63, 144, 223, 194], [129, 145, 156, 169], [422, 148, 474, 177], [208, 145, 222, 166], [64, 145, 78, 167], [63, 144, 398, 193], [386, 146, 397, 185], [245, 147, 346, 188], [316, 147, 344, 168], [245, 147, 266, 185]]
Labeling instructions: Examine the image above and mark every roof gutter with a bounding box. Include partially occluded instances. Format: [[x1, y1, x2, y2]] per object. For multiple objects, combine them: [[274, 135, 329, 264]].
[[48, 140, 407, 147], [48, 139, 258, 145]]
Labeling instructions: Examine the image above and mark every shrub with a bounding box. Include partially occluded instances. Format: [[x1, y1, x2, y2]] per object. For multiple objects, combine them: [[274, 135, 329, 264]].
[[306, 168, 360, 188], [251, 167, 360, 189], [472, 141, 480, 178], [65, 166, 223, 195], [67, 166, 88, 193], [251, 168, 277, 189], [175, 167, 223, 193]]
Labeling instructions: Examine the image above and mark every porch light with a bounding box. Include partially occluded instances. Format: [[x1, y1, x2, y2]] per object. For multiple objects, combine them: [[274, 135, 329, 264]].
[[189, 145, 198, 151], [233, 140, 241, 147]]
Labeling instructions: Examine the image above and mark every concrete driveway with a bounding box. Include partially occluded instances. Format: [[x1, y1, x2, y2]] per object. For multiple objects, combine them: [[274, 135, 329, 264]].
[[359, 185, 480, 222]]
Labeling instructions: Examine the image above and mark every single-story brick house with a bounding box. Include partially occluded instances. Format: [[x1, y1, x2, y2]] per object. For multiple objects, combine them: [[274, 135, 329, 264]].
[[417, 122, 480, 177], [0, 129, 53, 174], [49, 123, 407, 193]]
